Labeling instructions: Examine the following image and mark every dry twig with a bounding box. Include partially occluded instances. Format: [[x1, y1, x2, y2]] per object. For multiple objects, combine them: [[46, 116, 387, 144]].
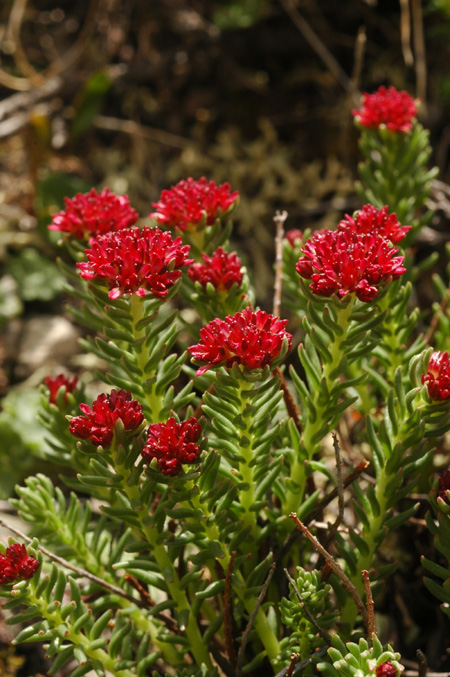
[[0, 76, 62, 122], [278, 0, 352, 92], [400, 0, 414, 67], [286, 653, 301, 677], [276, 460, 369, 561], [7, 0, 45, 86], [289, 513, 369, 632], [412, 0, 427, 105], [323, 433, 345, 550], [274, 646, 329, 677], [361, 569, 376, 643], [273, 210, 288, 318], [350, 25, 366, 100], [93, 115, 190, 149], [312, 460, 370, 521], [1, 0, 101, 91]]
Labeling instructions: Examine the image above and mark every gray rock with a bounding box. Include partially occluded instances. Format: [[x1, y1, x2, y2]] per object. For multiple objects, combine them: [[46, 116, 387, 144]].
[[15, 315, 80, 379]]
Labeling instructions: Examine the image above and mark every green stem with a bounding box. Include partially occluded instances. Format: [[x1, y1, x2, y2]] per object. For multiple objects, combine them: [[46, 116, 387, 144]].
[[321, 299, 355, 382], [27, 587, 135, 677], [185, 485, 281, 663], [129, 294, 164, 422], [236, 380, 258, 533], [115, 459, 212, 669], [340, 389, 426, 631], [146, 530, 211, 669], [120, 597, 180, 665], [52, 512, 179, 664], [285, 298, 355, 515], [339, 468, 391, 632]]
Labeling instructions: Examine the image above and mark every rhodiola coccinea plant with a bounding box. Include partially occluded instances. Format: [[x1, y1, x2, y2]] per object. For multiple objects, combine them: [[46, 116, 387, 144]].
[[337, 203, 411, 243], [352, 85, 418, 132], [352, 85, 437, 237], [142, 417, 202, 476], [188, 246, 243, 292], [150, 177, 240, 259], [49, 186, 139, 241], [44, 373, 79, 406], [69, 389, 145, 447], [3, 89, 450, 677], [295, 225, 406, 302], [150, 176, 239, 232], [77, 226, 193, 300], [0, 543, 40, 584]]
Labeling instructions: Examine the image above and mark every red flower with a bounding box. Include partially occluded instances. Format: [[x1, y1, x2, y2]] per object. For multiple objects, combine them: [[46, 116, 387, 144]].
[[0, 543, 40, 585], [352, 86, 417, 132], [48, 187, 139, 240], [142, 417, 202, 476], [45, 374, 78, 406], [189, 306, 292, 375], [376, 662, 398, 677], [437, 470, 450, 504], [150, 177, 239, 232], [296, 228, 406, 302], [285, 229, 303, 247], [338, 205, 411, 244], [188, 247, 243, 291], [6, 543, 40, 579], [69, 389, 144, 447], [77, 226, 192, 300], [0, 555, 20, 584], [422, 352, 450, 401]]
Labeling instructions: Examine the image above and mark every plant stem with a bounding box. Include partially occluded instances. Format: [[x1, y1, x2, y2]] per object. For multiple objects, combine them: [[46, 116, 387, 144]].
[[114, 460, 212, 669], [129, 294, 164, 421], [35, 518, 179, 664], [235, 379, 259, 533], [26, 587, 135, 677], [285, 298, 355, 515], [340, 390, 425, 631], [339, 467, 391, 631], [185, 485, 281, 663]]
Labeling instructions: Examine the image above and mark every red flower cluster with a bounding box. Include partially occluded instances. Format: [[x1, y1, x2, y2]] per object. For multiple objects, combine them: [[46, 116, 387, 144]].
[[188, 247, 243, 291], [338, 205, 411, 244], [0, 543, 40, 585], [189, 307, 292, 375], [49, 188, 139, 240], [352, 86, 417, 132], [69, 390, 144, 447], [77, 226, 192, 300], [142, 417, 202, 476], [437, 470, 450, 504], [376, 662, 398, 677], [151, 177, 239, 232], [296, 228, 406, 302], [285, 229, 303, 247], [45, 374, 78, 406], [422, 351, 450, 401]]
